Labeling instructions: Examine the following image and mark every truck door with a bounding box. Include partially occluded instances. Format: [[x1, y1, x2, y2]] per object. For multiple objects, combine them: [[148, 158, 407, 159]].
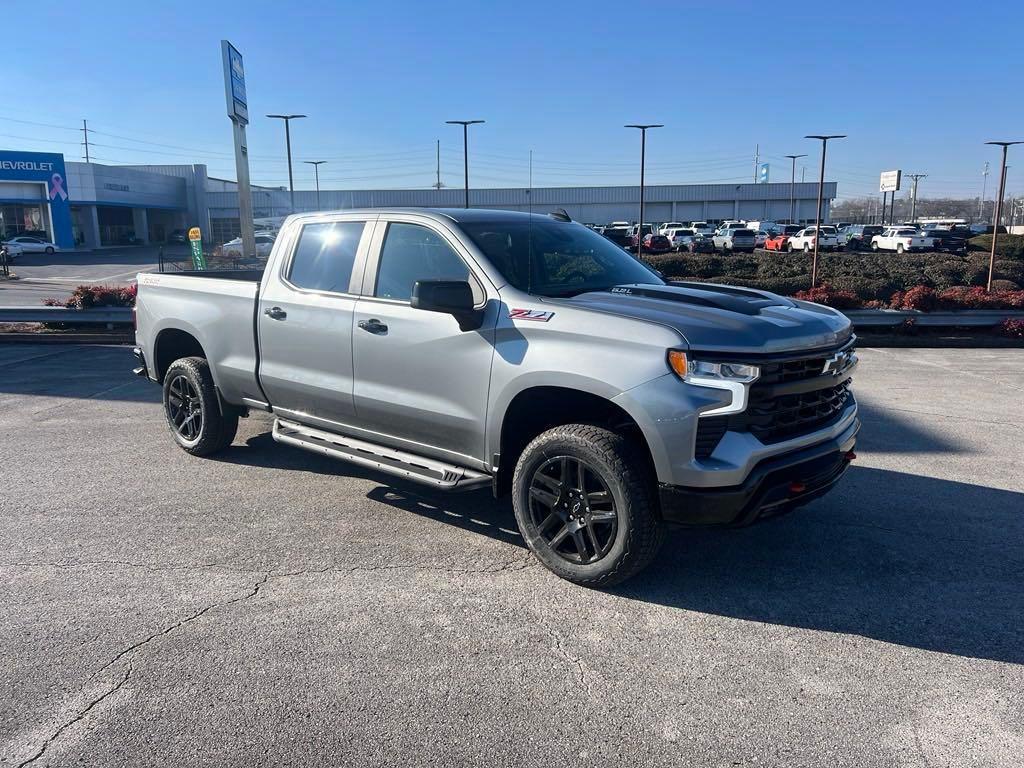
[[258, 216, 374, 425], [351, 217, 497, 465]]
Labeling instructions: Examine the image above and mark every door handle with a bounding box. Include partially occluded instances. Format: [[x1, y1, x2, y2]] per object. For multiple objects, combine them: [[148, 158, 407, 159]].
[[264, 306, 287, 320], [358, 318, 388, 335]]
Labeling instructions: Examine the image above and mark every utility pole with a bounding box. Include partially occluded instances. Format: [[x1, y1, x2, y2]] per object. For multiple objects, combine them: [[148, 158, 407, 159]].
[[303, 160, 326, 210], [446, 120, 485, 208], [266, 114, 307, 214], [984, 140, 1022, 291], [432, 139, 444, 190], [528, 149, 533, 215], [80, 119, 91, 163], [625, 124, 664, 258], [907, 173, 927, 223], [784, 154, 807, 223], [980, 161, 990, 221], [753, 143, 760, 183], [804, 134, 846, 288]]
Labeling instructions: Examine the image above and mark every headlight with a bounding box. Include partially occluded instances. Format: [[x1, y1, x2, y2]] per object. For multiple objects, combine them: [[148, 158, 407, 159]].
[[667, 351, 760, 416]]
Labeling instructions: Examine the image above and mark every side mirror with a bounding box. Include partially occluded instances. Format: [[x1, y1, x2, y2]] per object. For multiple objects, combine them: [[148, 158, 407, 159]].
[[411, 280, 483, 331]]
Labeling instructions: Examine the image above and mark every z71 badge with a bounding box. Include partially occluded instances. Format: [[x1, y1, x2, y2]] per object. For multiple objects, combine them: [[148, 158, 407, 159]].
[[509, 308, 555, 322]]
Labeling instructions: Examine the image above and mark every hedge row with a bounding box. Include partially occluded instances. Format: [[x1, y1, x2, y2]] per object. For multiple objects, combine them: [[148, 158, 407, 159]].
[[43, 284, 137, 309], [644, 251, 1024, 300], [790, 285, 1024, 311], [969, 234, 1024, 258]]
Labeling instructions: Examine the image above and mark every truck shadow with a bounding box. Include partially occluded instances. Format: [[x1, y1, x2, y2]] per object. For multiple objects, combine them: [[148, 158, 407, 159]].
[[615, 466, 1024, 665]]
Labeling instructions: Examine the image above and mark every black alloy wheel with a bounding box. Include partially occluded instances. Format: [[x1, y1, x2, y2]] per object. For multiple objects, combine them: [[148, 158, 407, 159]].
[[528, 455, 618, 565], [166, 373, 203, 441]]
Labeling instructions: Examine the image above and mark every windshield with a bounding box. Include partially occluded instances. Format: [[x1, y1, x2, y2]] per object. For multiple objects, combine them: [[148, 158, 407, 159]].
[[461, 220, 664, 297]]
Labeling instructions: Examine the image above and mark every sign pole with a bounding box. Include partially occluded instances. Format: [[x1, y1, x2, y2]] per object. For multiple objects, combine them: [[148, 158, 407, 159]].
[[188, 227, 206, 270], [221, 40, 256, 260]]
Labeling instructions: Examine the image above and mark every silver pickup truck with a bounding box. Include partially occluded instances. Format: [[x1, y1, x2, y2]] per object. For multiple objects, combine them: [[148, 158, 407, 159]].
[[134, 208, 859, 586]]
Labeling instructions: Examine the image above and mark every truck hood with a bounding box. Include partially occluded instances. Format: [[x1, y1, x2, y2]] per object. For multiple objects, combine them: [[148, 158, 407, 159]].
[[552, 282, 852, 355]]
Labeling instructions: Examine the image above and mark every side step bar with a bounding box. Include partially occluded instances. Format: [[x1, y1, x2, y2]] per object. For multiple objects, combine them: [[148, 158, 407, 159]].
[[272, 418, 491, 491]]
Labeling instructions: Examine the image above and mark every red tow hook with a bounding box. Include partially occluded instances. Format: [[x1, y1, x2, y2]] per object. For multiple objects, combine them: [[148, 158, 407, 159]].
[[788, 481, 806, 494], [845, 450, 857, 461]]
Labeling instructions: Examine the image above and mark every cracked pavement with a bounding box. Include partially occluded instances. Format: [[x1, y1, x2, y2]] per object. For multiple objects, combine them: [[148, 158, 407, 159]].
[[1, 345, 1022, 767]]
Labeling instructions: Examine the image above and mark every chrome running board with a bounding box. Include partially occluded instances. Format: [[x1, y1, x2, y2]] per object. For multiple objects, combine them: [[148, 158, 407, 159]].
[[272, 418, 491, 491]]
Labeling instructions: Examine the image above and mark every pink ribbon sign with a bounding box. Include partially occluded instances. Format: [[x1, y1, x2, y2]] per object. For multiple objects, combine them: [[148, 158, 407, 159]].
[[49, 173, 68, 201]]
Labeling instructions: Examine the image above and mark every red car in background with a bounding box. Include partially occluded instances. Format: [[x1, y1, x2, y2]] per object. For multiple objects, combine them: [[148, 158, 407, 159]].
[[764, 233, 790, 251], [639, 233, 673, 254]]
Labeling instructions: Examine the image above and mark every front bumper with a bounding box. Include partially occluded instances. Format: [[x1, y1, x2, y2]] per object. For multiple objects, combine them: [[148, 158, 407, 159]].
[[658, 427, 858, 526]]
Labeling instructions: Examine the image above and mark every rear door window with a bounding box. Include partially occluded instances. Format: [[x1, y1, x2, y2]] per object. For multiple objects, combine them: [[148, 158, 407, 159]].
[[287, 221, 365, 293]]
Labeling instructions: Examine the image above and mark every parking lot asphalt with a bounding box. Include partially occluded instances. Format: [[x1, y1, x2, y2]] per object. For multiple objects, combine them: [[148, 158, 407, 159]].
[[0, 247, 168, 306], [1, 345, 1022, 767]]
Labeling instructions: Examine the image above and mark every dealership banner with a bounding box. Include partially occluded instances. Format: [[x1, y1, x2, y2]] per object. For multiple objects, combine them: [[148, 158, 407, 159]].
[[0, 150, 74, 248]]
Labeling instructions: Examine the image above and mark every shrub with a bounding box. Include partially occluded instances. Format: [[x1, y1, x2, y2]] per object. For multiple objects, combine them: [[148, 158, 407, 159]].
[[969, 234, 1024, 258], [890, 286, 939, 311], [791, 285, 864, 309], [43, 283, 137, 309], [998, 319, 1024, 338]]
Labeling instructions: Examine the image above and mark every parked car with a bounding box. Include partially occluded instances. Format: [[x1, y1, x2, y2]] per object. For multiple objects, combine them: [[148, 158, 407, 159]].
[[222, 234, 276, 259], [133, 206, 859, 587], [627, 224, 654, 252], [968, 224, 1008, 236], [166, 229, 189, 244], [764, 233, 791, 251], [744, 221, 779, 235], [870, 227, 931, 253], [641, 233, 673, 254], [787, 227, 839, 253], [1, 235, 58, 255], [688, 221, 715, 236], [838, 224, 884, 251], [753, 230, 770, 248], [919, 227, 969, 253], [712, 228, 757, 253], [658, 222, 685, 234], [781, 224, 803, 236], [684, 233, 716, 253], [601, 228, 632, 250], [663, 227, 697, 251]]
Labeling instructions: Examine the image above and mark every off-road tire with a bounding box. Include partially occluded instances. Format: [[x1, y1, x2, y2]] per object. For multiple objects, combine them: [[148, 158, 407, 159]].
[[512, 424, 664, 587], [162, 356, 238, 456]]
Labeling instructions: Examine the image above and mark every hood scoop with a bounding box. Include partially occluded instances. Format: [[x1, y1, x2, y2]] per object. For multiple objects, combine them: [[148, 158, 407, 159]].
[[606, 282, 795, 316]]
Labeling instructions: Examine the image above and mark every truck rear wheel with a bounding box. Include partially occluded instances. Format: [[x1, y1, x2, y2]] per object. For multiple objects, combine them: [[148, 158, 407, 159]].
[[162, 357, 238, 456], [512, 424, 664, 587]]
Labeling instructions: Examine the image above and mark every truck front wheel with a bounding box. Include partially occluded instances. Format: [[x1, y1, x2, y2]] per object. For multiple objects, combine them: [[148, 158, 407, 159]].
[[512, 424, 664, 587], [162, 357, 238, 456]]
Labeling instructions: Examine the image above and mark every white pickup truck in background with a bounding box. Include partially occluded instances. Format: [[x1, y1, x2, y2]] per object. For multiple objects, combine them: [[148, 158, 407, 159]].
[[787, 226, 839, 253], [870, 227, 933, 253]]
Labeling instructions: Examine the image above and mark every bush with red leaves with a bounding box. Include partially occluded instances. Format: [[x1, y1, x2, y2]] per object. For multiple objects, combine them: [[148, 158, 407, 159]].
[[889, 286, 939, 311], [43, 283, 137, 309], [791, 285, 864, 309], [998, 319, 1024, 338]]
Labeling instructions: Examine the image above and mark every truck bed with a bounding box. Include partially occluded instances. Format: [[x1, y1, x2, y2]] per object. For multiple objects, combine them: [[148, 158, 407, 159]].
[[135, 270, 266, 406]]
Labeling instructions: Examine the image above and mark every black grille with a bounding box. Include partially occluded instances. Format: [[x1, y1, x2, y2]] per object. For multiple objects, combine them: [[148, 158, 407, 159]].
[[693, 346, 854, 458]]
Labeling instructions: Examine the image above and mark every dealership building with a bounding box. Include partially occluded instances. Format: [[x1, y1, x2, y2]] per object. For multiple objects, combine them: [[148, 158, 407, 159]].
[[1, 149, 837, 248]]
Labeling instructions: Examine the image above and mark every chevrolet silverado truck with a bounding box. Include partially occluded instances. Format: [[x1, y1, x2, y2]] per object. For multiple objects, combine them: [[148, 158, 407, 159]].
[[134, 208, 859, 586]]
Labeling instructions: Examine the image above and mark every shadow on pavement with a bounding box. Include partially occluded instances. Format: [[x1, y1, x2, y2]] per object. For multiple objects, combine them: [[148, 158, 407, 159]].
[[0, 346, 157, 403]]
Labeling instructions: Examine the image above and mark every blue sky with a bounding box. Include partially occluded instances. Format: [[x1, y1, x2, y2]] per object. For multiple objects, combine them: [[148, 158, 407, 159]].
[[5, 0, 1021, 200]]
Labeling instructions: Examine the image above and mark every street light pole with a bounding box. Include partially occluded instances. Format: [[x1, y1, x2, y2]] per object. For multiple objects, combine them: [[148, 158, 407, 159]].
[[267, 114, 307, 214], [304, 160, 326, 210], [625, 124, 664, 258], [804, 135, 846, 288], [446, 120, 484, 208], [784, 154, 807, 224], [985, 141, 1022, 291]]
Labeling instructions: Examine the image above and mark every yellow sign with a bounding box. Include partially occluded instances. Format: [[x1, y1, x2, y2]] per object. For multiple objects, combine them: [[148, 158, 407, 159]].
[[188, 227, 202, 242]]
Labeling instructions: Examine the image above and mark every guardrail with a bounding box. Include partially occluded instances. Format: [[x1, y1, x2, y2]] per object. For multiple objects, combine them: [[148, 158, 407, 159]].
[[844, 309, 1024, 328], [0, 306, 133, 324], [0, 306, 1021, 329]]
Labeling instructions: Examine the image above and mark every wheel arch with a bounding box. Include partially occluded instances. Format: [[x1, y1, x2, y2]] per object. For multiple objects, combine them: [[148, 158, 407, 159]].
[[492, 383, 657, 497], [153, 326, 208, 383]]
